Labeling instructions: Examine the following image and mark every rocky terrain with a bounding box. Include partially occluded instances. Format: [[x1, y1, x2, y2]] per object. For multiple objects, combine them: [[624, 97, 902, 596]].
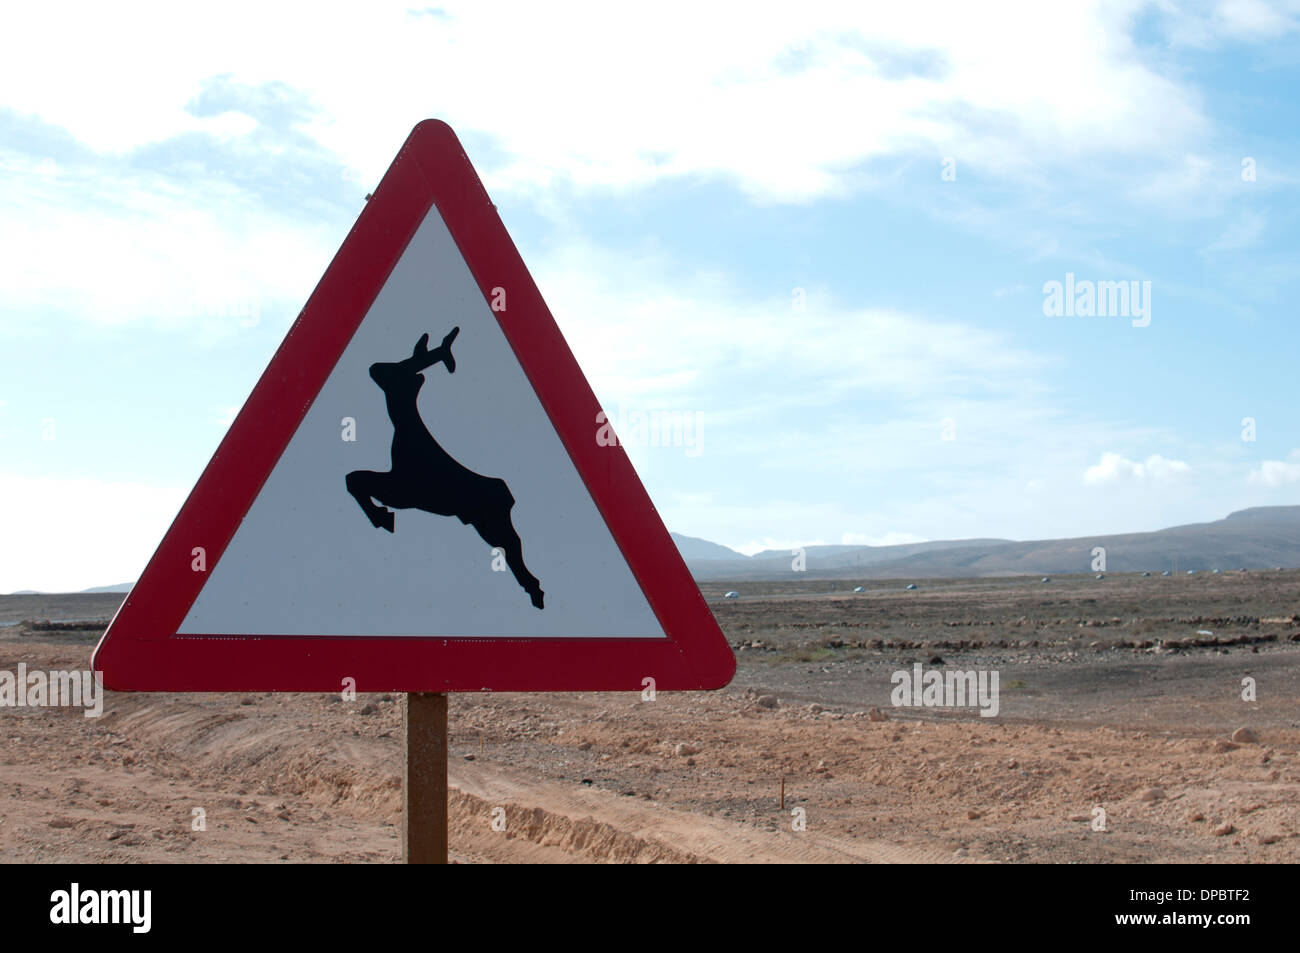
[[2, 571, 1297, 863]]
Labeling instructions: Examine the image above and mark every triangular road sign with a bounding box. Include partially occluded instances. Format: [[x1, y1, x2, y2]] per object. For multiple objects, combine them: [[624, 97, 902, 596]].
[[92, 120, 734, 694]]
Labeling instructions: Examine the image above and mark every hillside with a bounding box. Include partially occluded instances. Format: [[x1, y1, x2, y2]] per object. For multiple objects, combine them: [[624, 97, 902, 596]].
[[678, 506, 1300, 579]]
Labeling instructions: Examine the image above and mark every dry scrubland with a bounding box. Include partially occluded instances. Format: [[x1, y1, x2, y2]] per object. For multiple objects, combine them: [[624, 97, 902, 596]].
[[2, 571, 1298, 863]]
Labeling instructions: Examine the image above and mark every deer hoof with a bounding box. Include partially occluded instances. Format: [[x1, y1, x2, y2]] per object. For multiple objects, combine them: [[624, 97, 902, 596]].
[[377, 510, 395, 533], [529, 588, 545, 610]]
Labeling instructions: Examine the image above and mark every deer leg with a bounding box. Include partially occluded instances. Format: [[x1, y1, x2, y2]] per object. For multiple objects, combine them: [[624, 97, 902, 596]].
[[470, 507, 544, 610], [345, 470, 396, 533]]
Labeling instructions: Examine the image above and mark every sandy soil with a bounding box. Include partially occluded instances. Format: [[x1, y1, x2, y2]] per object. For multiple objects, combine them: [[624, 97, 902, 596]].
[[2, 572, 1298, 863]]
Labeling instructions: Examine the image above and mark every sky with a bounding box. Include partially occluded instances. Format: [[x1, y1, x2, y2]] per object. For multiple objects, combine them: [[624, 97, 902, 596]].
[[2, 0, 1299, 592]]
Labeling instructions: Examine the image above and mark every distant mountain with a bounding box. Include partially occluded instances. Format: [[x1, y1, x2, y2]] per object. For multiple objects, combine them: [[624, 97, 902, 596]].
[[746, 538, 1013, 570], [684, 536, 1014, 578], [670, 533, 746, 561], [6, 583, 136, 595], [678, 506, 1300, 579], [27, 506, 1300, 593]]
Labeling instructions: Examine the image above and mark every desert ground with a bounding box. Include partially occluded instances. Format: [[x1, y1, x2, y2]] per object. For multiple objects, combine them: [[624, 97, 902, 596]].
[[2, 571, 1298, 863]]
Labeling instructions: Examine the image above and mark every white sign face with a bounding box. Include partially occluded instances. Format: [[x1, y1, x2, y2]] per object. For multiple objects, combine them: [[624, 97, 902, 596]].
[[178, 205, 667, 640]]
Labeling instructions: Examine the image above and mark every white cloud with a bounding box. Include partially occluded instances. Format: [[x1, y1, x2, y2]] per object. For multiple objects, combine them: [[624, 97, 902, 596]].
[[0, 473, 186, 592], [841, 530, 927, 546], [1083, 451, 1191, 484], [1128, 153, 1216, 207], [533, 238, 1049, 415], [735, 537, 829, 556], [1247, 449, 1300, 486], [0, 152, 337, 332], [1160, 0, 1300, 46], [1202, 209, 1267, 255], [0, 1, 1242, 335], [0, 1, 1211, 202]]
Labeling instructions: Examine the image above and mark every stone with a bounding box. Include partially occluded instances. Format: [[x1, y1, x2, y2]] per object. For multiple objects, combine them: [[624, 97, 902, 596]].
[[359, 702, 379, 715], [1186, 811, 1204, 822], [867, 707, 889, 722], [674, 742, 699, 757], [757, 695, 779, 709], [1213, 822, 1235, 836], [1213, 740, 1239, 753], [967, 809, 981, 820], [1138, 787, 1165, 802], [1231, 726, 1259, 744]]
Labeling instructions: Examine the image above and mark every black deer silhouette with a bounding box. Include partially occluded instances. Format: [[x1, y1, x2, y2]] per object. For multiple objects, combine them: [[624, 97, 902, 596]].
[[345, 327, 544, 609]]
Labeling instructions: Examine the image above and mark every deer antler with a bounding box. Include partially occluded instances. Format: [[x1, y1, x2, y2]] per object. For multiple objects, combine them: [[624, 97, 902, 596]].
[[409, 326, 460, 374]]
